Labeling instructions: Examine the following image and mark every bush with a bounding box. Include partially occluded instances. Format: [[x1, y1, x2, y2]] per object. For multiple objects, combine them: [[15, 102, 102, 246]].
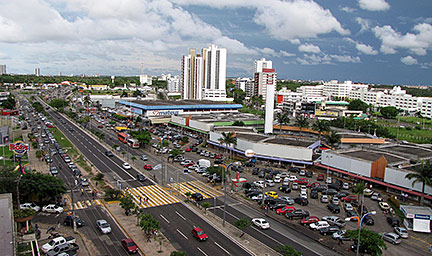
[[104, 188, 122, 200], [94, 173, 104, 181], [14, 209, 36, 219], [405, 126, 412, 131]]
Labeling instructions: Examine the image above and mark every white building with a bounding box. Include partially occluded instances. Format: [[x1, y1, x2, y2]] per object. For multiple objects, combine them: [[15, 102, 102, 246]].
[[159, 74, 171, 81], [35, 68, 40, 76], [254, 68, 277, 101], [0, 65, 6, 75], [139, 75, 153, 86], [167, 76, 180, 93], [202, 44, 227, 101], [235, 78, 254, 97], [254, 58, 272, 73], [323, 80, 368, 99], [264, 78, 276, 134], [181, 48, 203, 100]]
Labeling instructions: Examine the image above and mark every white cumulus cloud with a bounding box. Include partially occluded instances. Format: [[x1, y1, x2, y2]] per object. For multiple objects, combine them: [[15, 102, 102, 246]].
[[358, 0, 390, 11], [298, 43, 321, 53], [356, 43, 378, 55], [401, 56, 418, 65]]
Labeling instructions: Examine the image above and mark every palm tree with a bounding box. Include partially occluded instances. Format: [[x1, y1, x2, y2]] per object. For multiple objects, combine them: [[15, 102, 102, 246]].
[[324, 131, 341, 148], [276, 112, 290, 135], [312, 120, 330, 139], [353, 182, 367, 215], [405, 160, 432, 206], [294, 116, 309, 136], [218, 132, 237, 159]]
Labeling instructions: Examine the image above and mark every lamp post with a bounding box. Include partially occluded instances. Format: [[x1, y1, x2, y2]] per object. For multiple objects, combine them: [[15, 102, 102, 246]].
[[220, 163, 234, 227], [345, 211, 376, 256]]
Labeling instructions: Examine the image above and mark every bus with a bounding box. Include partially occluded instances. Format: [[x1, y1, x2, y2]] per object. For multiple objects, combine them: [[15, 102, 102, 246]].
[[118, 132, 128, 143], [126, 137, 140, 149]]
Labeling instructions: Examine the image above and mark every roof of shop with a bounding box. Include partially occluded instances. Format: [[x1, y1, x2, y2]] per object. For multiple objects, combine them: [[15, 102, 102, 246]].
[[119, 100, 242, 111]]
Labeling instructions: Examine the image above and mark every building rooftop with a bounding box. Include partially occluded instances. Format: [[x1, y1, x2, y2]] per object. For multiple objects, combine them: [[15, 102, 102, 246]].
[[0, 193, 14, 256], [119, 100, 242, 111], [235, 133, 268, 142], [382, 145, 432, 159], [341, 150, 407, 165], [215, 127, 255, 133], [264, 137, 314, 147]]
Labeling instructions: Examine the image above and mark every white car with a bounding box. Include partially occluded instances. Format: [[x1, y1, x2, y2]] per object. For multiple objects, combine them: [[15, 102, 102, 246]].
[[288, 175, 297, 182], [254, 180, 265, 188], [265, 179, 275, 187], [331, 197, 340, 205], [300, 191, 308, 199], [20, 202, 41, 212], [344, 203, 354, 211], [332, 230, 347, 240], [299, 170, 306, 176], [96, 219, 112, 234], [300, 185, 307, 193], [326, 177, 332, 184], [42, 204, 64, 213], [282, 177, 290, 186], [342, 183, 350, 190], [122, 162, 131, 170], [251, 194, 264, 201], [379, 202, 390, 211], [309, 221, 330, 230], [273, 175, 281, 183], [252, 218, 270, 229], [394, 226, 409, 238]]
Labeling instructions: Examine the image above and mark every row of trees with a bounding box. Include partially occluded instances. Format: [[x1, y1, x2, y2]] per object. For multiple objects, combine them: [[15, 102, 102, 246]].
[[348, 99, 401, 119]]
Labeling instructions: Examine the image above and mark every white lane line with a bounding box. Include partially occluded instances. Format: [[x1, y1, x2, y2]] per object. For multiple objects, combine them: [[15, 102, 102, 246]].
[[160, 214, 170, 224], [176, 229, 188, 240], [214, 242, 231, 255], [197, 247, 208, 256], [175, 211, 186, 221]]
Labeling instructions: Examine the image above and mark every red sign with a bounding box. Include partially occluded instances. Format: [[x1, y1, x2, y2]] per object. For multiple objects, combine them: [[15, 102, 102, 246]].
[[10, 141, 29, 155]]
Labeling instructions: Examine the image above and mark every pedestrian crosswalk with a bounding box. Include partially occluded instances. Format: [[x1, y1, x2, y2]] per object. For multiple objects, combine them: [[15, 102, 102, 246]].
[[64, 199, 102, 211], [127, 184, 181, 209], [167, 180, 224, 199]]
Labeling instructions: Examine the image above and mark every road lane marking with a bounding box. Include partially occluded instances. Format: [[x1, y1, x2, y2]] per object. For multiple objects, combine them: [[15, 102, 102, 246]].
[[197, 247, 208, 256], [214, 242, 231, 255], [176, 211, 186, 220], [160, 214, 170, 224], [176, 229, 188, 240]]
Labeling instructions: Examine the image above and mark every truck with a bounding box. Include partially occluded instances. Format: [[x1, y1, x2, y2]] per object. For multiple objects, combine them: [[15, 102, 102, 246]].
[[41, 236, 76, 254], [198, 159, 211, 168]]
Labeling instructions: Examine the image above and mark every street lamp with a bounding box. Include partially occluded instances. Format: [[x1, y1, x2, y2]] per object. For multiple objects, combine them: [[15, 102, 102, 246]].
[[345, 211, 376, 256]]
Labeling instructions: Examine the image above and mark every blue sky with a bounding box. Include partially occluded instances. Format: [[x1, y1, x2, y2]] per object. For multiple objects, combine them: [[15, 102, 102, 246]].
[[0, 0, 431, 85]]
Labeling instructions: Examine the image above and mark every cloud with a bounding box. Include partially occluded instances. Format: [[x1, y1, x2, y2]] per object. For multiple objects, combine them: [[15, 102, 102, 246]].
[[341, 6, 356, 13], [400, 56, 418, 65], [373, 23, 432, 55], [290, 39, 301, 45], [298, 43, 321, 53], [213, 36, 257, 55], [330, 54, 361, 63], [358, 0, 390, 11], [356, 17, 371, 33], [356, 43, 378, 55], [296, 53, 360, 65], [280, 50, 296, 57]]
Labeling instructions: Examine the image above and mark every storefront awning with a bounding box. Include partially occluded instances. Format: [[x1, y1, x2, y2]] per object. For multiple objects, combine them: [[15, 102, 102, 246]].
[[413, 218, 431, 233]]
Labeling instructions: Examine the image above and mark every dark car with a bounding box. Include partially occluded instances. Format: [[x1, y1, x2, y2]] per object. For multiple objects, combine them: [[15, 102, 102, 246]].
[[63, 215, 85, 227], [191, 193, 204, 201], [306, 171, 313, 177], [286, 209, 309, 219], [289, 167, 300, 173], [320, 226, 340, 236], [242, 182, 255, 189], [364, 215, 375, 225], [346, 210, 358, 219], [328, 183, 341, 191], [314, 185, 327, 193], [105, 150, 113, 157], [246, 191, 261, 198], [252, 168, 260, 175], [214, 159, 223, 164], [310, 190, 318, 199], [137, 174, 146, 182], [121, 238, 138, 254], [387, 216, 400, 227], [326, 189, 338, 195], [327, 204, 341, 213], [294, 197, 309, 206], [279, 185, 292, 193], [258, 171, 265, 178], [270, 203, 288, 211]]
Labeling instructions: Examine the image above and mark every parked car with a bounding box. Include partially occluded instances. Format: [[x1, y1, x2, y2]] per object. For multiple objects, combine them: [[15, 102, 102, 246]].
[[279, 185, 292, 193], [320, 194, 329, 203], [121, 238, 138, 254], [310, 190, 318, 199], [332, 230, 348, 240], [42, 204, 64, 214], [265, 191, 278, 199], [276, 206, 295, 215], [317, 174, 324, 181], [320, 226, 340, 236], [300, 216, 319, 226], [394, 227, 409, 238], [371, 193, 382, 201], [381, 232, 401, 245], [306, 171, 313, 178], [379, 202, 390, 211], [291, 182, 299, 190], [322, 216, 346, 228], [342, 182, 350, 190], [346, 210, 358, 220], [309, 221, 330, 231], [341, 195, 358, 203], [144, 164, 153, 170], [363, 188, 374, 197], [286, 209, 309, 219], [387, 216, 400, 227], [20, 202, 40, 212], [279, 196, 295, 205], [294, 197, 309, 206], [331, 197, 340, 205], [192, 227, 208, 241], [252, 218, 270, 229], [364, 215, 375, 225], [96, 219, 112, 234], [327, 204, 340, 214]]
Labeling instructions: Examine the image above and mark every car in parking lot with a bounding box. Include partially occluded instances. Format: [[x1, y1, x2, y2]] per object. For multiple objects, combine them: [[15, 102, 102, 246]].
[[343, 203, 354, 211], [288, 175, 297, 181], [394, 227, 409, 238], [295, 178, 308, 185], [317, 174, 324, 181], [286, 209, 309, 219], [322, 216, 346, 228], [80, 178, 89, 186], [192, 227, 208, 241], [341, 195, 358, 203], [306, 171, 313, 177], [279, 185, 291, 193], [265, 191, 278, 199], [294, 197, 308, 206], [265, 179, 275, 187], [331, 197, 339, 205], [300, 216, 319, 226], [320, 194, 329, 203], [252, 218, 270, 229], [387, 216, 400, 227], [364, 215, 375, 225], [291, 182, 299, 190], [327, 204, 340, 213], [381, 232, 401, 245], [276, 206, 295, 215], [363, 188, 374, 197], [346, 210, 358, 220], [320, 226, 340, 236], [309, 221, 330, 231], [253, 180, 265, 188], [279, 196, 295, 205], [379, 202, 390, 211], [332, 230, 349, 240], [371, 193, 382, 201]]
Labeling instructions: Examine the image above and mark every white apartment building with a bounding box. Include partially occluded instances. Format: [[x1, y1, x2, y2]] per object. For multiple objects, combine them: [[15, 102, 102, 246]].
[[167, 76, 180, 93], [35, 68, 40, 76], [254, 58, 272, 73], [0, 65, 6, 75], [181, 48, 203, 100], [139, 75, 153, 86], [419, 98, 432, 119], [277, 88, 303, 103], [323, 80, 368, 99], [254, 68, 277, 101], [202, 44, 227, 101], [235, 77, 254, 97]]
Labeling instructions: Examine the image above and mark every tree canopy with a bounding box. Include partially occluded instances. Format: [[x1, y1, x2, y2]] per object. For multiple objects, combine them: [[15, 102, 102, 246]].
[[19, 172, 67, 203], [345, 228, 386, 255], [1, 95, 16, 110], [348, 99, 369, 112], [380, 106, 401, 119]]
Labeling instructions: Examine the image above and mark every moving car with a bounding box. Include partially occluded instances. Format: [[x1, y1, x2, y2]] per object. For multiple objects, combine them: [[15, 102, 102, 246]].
[[387, 216, 400, 227], [121, 238, 138, 253], [96, 219, 112, 234], [381, 232, 401, 245], [394, 227, 409, 238], [191, 193, 204, 201], [140, 155, 148, 161], [192, 227, 208, 241], [137, 174, 146, 182], [252, 218, 270, 229], [42, 204, 64, 214], [144, 164, 153, 170], [105, 150, 113, 157], [63, 215, 85, 227], [122, 162, 131, 170]]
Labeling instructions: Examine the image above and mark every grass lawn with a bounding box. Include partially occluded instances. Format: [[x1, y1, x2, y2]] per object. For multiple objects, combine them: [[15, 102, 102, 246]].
[[50, 128, 78, 157], [397, 116, 432, 128], [387, 126, 432, 143]]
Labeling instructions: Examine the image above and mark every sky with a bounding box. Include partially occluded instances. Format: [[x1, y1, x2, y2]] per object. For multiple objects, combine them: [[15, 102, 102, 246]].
[[0, 0, 431, 85]]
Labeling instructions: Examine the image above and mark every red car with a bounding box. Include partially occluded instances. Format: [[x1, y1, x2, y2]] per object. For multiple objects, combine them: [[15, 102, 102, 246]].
[[215, 154, 223, 159], [300, 216, 319, 226], [184, 162, 194, 167], [307, 182, 320, 188], [185, 147, 191, 152], [276, 206, 295, 215], [342, 195, 358, 202], [46, 124, 55, 128], [144, 164, 153, 170], [294, 178, 308, 185], [97, 125, 103, 128], [192, 227, 208, 241], [317, 174, 324, 181], [121, 238, 138, 254]]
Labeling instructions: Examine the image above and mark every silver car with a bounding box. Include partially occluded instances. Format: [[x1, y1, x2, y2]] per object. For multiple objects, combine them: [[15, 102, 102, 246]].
[[381, 232, 401, 244], [394, 227, 409, 238]]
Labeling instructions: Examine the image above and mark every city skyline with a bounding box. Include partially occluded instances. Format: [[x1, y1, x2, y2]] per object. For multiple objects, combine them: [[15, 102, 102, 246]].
[[0, 0, 431, 85]]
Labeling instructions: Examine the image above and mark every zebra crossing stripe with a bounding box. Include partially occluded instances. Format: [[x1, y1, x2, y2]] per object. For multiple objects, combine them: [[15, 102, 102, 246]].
[[189, 180, 223, 197], [86, 200, 92, 206], [127, 185, 180, 208], [182, 182, 211, 198]]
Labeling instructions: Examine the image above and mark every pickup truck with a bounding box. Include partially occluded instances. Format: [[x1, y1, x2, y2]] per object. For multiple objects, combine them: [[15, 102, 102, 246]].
[[41, 236, 76, 254], [46, 243, 79, 256]]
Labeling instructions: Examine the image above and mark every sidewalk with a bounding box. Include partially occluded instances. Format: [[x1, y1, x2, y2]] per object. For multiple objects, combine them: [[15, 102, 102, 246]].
[[22, 130, 50, 175]]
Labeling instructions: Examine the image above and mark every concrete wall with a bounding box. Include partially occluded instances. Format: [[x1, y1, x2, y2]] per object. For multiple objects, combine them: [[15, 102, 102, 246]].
[[171, 115, 185, 126], [322, 151, 372, 177], [189, 120, 213, 132], [385, 167, 432, 196]]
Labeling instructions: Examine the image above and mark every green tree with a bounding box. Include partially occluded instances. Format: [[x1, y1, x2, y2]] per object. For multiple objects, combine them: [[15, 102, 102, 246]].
[[181, 136, 189, 144], [345, 228, 387, 255], [138, 213, 161, 236], [234, 217, 251, 237], [324, 131, 341, 148], [169, 149, 183, 158], [170, 251, 187, 256], [348, 99, 369, 112], [49, 98, 69, 109], [276, 112, 290, 134], [233, 89, 246, 104], [275, 245, 302, 256], [232, 121, 245, 126], [120, 193, 135, 215], [312, 120, 330, 139], [218, 132, 237, 159], [19, 172, 67, 203], [294, 116, 309, 135], [206, 166, 224, 177], [121, 91, 128, 98], [201, 202, 211, 211], [353, 182, 367, 215], [405, 160, 432, 206], [104, 188, 122, 200], [131, 131, 152, 147], [1, 95, 16, 109], [380, 106, 401, 119]]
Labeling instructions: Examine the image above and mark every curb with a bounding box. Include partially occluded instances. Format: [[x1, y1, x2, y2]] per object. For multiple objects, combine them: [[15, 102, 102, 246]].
[[101, 200, 146, 256]]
